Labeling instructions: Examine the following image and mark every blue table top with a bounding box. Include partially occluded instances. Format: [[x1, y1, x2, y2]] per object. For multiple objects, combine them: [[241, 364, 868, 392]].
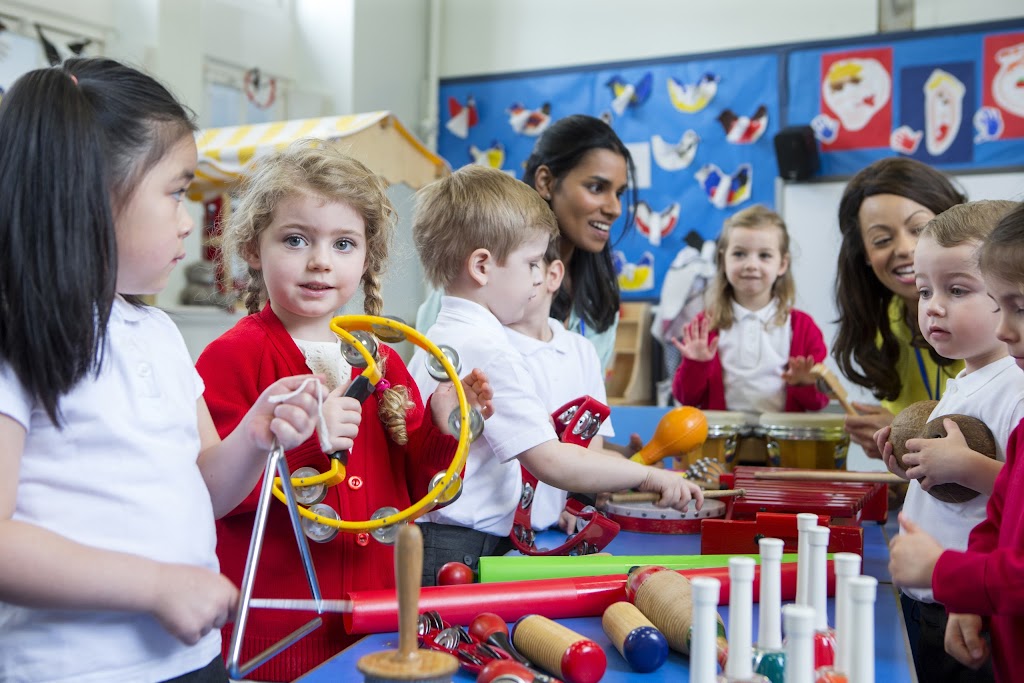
[[296, 520, 914, 682]]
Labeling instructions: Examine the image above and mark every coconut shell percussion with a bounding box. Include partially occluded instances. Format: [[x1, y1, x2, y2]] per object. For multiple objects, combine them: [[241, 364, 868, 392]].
[[888, 400, 998, 503]]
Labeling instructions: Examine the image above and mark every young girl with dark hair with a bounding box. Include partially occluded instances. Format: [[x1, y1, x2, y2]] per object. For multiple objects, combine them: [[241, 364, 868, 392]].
[[0, 58, 319, 683]]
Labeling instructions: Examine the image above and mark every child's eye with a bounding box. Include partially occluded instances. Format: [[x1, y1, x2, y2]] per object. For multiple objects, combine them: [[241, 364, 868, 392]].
[[335, 238, 354, 252], [950, 286, 968, 297], [919, 288, 931, 299], [171, 188, 188, 202], [284, 235, 307, 247]]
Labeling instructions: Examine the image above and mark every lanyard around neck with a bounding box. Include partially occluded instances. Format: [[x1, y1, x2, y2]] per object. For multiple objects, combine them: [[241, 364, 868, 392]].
[[913, 347, 942, 401]]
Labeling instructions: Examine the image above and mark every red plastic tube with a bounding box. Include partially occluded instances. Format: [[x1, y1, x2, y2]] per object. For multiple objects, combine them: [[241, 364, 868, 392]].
[[345, 561, 836, 634]]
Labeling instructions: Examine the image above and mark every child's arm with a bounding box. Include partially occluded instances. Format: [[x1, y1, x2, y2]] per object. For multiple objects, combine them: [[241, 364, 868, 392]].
[[902, 419, 1003, 495], [0, 415, 237, 645], [932, 426, 1021, 616], [782, 312, 830, 411], [196, 375, 321, 518], [519, 439, 703, 510], [945, 614, 990, 670], [670, 316, 717, 407], [888, 513, 945, 588]]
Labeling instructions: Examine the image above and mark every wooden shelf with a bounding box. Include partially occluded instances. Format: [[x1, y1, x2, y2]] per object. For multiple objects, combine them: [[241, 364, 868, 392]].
[[606, 302, 653, 406]]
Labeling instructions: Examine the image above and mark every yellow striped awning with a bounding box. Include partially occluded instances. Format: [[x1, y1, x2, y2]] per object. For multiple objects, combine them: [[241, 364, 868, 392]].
[[189, 111, 449, 201]]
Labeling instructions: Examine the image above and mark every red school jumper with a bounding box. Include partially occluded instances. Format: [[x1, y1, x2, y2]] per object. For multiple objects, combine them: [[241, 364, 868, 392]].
[[933, 419, 1024, 683], [196, 305, 457, 682], [671, 309, 829, 411]]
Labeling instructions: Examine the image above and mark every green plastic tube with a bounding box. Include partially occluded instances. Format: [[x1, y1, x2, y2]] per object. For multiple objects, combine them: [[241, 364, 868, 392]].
[[478, 553, 801, 583]]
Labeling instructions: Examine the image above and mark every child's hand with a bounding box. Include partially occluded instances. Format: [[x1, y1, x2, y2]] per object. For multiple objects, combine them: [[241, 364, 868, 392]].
[[670, 318, 718, 362], [888, 512, 943, 588], [636, 468, 705, 512], [945, 613, 990, 670], [875, 425, 910, 480], [244, 375, 321, 451], [150, 563, 238, 645], [557, 509, 577, 534], [846, 403, 895, 459], [782, 355, 817, 386], [903, 419, 974, 490], [432, 368, 495, 435], [322, 383, 363, 454]]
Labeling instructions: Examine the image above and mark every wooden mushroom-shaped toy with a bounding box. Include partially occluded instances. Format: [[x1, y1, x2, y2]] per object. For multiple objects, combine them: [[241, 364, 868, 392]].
[[357, 524, 459, 683]]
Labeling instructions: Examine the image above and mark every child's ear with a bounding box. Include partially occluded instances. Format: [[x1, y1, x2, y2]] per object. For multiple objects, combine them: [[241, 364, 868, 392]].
[[243, 247, 262, 271], [777, 253, 790, 278], [533, 165, 555, 202], [467, 248, 493, 286], [546, 259, 565, 293]]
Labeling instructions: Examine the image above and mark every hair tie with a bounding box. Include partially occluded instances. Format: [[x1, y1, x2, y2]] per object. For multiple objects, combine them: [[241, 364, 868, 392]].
[[375, 378, 391, 394]]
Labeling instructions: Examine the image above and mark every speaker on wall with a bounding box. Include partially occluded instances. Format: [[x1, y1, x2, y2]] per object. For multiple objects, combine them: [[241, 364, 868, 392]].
[[773, 125, 819, 181]]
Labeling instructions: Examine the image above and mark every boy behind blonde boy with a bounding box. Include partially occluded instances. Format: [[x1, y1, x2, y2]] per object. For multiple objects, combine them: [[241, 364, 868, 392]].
[[880, 199, 1024, 683], [410, 165, 702, 585]]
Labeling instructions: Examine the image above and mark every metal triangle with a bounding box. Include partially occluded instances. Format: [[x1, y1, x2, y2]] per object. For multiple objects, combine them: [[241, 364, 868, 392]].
[[226, 442, 325, 679]]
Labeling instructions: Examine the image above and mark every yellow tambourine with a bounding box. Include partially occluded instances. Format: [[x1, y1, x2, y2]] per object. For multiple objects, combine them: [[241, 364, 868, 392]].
[[268, 314, 471, 538]]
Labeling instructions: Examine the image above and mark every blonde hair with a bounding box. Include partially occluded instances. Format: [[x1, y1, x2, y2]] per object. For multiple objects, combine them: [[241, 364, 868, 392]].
[[225, 141, 413, 443], [978, 202, 1024, 293], [706, 204, 795, 329], [413, 165, 558, 290], [923, 199, 1017, 248]]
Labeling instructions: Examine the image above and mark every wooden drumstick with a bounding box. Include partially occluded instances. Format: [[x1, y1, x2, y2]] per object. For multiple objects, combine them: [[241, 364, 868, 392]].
[[356, 524, 458, 683], [601, 602, 668, 673], [752, 470, 904, 485], [607, 488, 746, 503], [810, 363, 859, 416], [512, 614, 606, 683]]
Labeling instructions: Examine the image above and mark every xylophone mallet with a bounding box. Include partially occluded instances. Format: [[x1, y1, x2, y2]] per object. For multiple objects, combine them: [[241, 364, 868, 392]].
[[511, 614, 606, 683], [626, 565, 728, 667], [832, 553, 861, 677], [847, 576, 878, 683], [726, 557, 770, 682], [795, 513, 819, 606], [356, 524, 459, 683], [601, 601, 668, 673], [690, 577, 725, 683], [754, 538, 785, 683], [808, 527, 836, 670]]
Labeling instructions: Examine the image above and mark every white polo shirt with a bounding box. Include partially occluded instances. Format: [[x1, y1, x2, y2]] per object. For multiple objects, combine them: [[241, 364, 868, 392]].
[[901, 355, 1024, 602], [0, 297, 220, 682], [411, 297, 557, 536], [505, 319, 616, 529], [718, 300, 791, 413]]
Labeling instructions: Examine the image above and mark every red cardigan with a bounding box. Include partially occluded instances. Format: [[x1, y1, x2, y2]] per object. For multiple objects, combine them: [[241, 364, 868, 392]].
[[196, 306, 457, 682], [671, 308, 829, 412], [933, 419, 1024, 683]]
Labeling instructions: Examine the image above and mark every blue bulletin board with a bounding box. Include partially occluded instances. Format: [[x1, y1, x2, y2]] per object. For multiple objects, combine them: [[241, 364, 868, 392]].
[[786, 20, 1024, 177], [438, 19, 1024, 302]]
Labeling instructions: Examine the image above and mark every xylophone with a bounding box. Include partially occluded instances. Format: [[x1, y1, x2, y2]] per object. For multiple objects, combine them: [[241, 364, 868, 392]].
[[719, 466, 889, 523]]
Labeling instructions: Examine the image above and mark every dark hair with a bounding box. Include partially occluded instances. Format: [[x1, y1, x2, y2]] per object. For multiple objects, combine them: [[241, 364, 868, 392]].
[[522, 114, 636, 333], [832, 157, 966, 401], [0, 58, 196, 426]]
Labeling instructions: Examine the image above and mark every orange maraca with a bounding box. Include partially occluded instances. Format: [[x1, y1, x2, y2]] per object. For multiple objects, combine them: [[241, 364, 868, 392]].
[[629, 406, 708, 466]]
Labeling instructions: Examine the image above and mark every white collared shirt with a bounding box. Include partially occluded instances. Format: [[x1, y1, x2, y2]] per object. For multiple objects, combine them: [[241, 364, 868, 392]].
[[410, 297, 557, 535], [0, 298, 220, 683], [901, 355, 1024, 602], [717, 299, 791, 412], [505, 319, 615, 529]]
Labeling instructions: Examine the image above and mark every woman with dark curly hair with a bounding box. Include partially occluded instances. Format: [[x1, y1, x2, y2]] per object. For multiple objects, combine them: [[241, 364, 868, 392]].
[[833, 157, 966, 458]]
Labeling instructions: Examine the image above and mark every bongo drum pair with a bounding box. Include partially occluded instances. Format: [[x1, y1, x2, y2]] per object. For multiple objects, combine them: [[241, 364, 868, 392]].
[[684, 411, 849, 471]]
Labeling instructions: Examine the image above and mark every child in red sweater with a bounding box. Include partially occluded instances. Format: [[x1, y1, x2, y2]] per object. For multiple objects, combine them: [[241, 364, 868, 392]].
[[196, 144, 491, 681], [889, 201, 1024, 683], [671, 205, 829, 412]]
